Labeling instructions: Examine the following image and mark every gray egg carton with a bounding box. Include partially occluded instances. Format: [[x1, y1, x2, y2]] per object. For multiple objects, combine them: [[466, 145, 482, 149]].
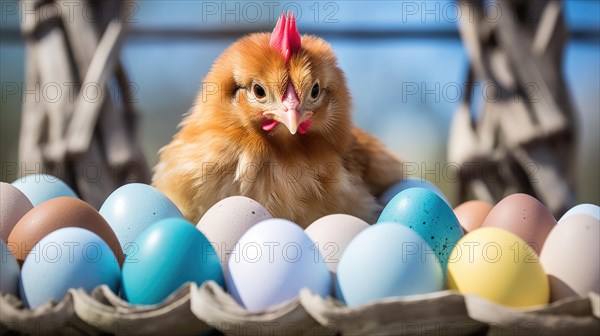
[[1, 282, 598, 335]]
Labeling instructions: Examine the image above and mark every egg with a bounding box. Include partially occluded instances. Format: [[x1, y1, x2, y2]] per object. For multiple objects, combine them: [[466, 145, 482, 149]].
[[227, 218, 330, 312], [378, 178, 449, 206], [19, 227, 121, 308], [11, 174, 78, 206], [559, 203, 600, 224], [540, 214, 599, 301], [482, 193, 556, 254], [377, 188, 463, 274], [453, 200, 493, 233], [121, 218, 223, 305], [1, 182, 33, 241], [8, 197, 123, 265], [197, 196, 272, 270], [337, 223, 443, 307], [1, 240, 20, 297], [305, 214, 369, 302], [99, 183, 184, 253], [305, 214, 369, 273], [447, 227, 549, 308]]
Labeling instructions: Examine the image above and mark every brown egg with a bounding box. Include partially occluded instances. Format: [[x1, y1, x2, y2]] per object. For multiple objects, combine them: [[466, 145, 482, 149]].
[[1, 182, 34, 242], [454, 200, 493, 233], [7, 197, 124, 265], [482, 193, 556, 254]]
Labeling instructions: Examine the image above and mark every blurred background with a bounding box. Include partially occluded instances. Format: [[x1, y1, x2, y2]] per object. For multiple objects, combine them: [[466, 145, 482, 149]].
[[1, 0, 598, 206]]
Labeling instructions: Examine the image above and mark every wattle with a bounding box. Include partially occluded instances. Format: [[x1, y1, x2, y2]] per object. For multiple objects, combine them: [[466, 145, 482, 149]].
[[298, 120, 313, 134], [262, 119, 279, 131]]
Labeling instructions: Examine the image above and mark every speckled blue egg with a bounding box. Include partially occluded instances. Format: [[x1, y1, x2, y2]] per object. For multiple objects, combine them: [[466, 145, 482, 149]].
[[121, 218, 224, 305], [1, 240, 20, 297], [99, 183, 183, 252], [11, 174, 78, 206], [19, 228, 120, 308], [377, 187, 463, 274], [378, 178, 449, 206], [337, 223, 443, 307]]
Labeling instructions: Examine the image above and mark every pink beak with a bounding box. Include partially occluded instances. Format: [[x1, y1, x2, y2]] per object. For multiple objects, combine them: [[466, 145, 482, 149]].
[[262, 83, 313, 135]]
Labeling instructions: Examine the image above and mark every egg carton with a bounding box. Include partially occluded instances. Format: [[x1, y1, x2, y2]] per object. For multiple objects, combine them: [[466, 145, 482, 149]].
[[1, 282, 598, 336]]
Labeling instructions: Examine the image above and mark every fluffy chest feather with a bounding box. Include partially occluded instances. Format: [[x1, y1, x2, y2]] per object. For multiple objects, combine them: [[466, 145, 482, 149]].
[[204, 143, 379, 226]]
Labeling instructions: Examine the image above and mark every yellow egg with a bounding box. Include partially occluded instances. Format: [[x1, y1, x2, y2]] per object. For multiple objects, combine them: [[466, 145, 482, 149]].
[[447, 227, 549, 308]]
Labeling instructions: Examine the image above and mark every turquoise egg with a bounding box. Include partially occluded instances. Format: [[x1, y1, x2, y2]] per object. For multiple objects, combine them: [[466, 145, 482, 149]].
[[378, 178, 449, 206], [377, 187, 463, 274], [121, 218, 224, 305], [11, 174, 78, 206], [337, 223, 443, 307]]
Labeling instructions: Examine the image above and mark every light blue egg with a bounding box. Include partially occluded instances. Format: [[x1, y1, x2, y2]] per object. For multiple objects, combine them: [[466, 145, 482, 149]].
[[559, 203, 600, 224], [121, 218, 224, 305], [227, 218, 331, 312], [1, 240, 20, 296], [379, 178, 449, 206], [377, 188, 463, 274], [337, 223, 443, 307], [19, 228, 120, 308], [11, 174, 78, 206], [99, 183, 183, 252]]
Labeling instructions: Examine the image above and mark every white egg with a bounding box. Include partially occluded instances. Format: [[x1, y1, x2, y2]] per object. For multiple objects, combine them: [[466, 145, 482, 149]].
[[197, 196, 272, 270], [305, 214, 369, 273], [226, 218, 330, 312], [559, 204, 600, 224], [540, 214, 600, 301]]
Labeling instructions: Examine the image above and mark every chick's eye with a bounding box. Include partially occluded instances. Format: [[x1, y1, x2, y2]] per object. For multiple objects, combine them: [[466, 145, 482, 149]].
[[252, 84, 266, 99], [311, 83, 320, 99]]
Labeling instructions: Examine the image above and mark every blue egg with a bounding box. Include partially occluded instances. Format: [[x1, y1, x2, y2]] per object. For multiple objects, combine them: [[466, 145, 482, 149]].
[[99, 183, 183, 252], [377, 188, 463, 274], [11, 174, 78, 206], [19, 228, 120, 308], [1, 240, 20, 297], [337, 223, 443, 307], [378, 178, 449, 206], [121, 218, 224, 305]]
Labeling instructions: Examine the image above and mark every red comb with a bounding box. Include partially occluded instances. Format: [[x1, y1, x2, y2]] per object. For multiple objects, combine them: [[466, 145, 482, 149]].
[[270, 12, 301, 62]]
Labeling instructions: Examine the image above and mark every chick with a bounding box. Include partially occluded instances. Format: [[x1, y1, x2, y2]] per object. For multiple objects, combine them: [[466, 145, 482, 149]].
[[153, 13, 404, 227]]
